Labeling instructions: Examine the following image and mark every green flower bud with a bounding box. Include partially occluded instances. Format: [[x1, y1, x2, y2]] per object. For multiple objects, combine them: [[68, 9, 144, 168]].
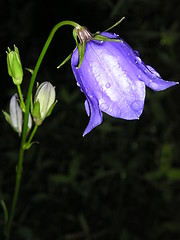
[[7, 45, 23, 85], [33, 82, 57, 125]]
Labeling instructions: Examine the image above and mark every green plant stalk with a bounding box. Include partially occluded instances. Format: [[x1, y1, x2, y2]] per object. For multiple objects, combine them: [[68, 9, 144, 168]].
[[5, 20, 79, 240], [17, 84, 26, 112], [24, 124, 38, 149]]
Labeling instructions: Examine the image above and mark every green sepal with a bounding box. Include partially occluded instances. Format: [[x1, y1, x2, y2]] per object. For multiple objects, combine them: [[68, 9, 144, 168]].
[[2, 110, 21, 136], [73, 28, 78, 46], [93, 34, 122, 43], [2, 110, 12, 127], [23, 141, 38, 150], [45, 100, 58, 118], [77, 41, 86, 68], [57, 52, 72, 69], [73, 28, 86, 68], [32, 101, 42, 126], [25, 68, 34, 74]]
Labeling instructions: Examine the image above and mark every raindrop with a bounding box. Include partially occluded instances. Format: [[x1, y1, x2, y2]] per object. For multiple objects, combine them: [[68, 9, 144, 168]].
[[114, 33, 119, 37], [76, 82, 80, 87], [134, 50, 139, 56], [105, 82, 111, 88], [149, 82, 159, 90], [100, 41, 103, 44], [135, 56, 141, 64], [131, 100, 143, 111], [100, 102, 109, 111]]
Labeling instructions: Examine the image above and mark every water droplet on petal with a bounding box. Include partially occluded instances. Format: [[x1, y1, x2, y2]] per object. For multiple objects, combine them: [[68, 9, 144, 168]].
[[113, 33, 119, 37], [135, 56, 142, 64], [100, 41, 103, 44], [76, 82, 80, 87], [134, 50, 139, 56], [149, 82, 159, 90], [105, 82, 111, 88], [131, 100, 143, 111], [100, 102, 109, 111]]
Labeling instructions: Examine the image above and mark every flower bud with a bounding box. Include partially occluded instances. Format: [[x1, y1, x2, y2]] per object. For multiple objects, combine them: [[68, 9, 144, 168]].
[[7, 45, 23, 85], [33, 82, 57, 125], [9, 94, 23, 135]]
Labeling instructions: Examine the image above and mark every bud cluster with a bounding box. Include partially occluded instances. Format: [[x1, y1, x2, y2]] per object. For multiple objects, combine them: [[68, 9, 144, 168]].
[[3, 46, 57, 137]]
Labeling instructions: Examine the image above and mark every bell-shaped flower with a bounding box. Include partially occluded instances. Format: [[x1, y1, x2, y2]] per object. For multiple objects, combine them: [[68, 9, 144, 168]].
[[6, 45, 23, 85], [32, 81, 57, 126], [71, 31, 178, 136]]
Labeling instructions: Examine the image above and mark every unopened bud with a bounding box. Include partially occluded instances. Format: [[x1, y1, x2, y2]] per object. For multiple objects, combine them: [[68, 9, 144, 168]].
[[7, 45, 23, 85], [10, 94, 23, 135], [33, 82, 57, 125]]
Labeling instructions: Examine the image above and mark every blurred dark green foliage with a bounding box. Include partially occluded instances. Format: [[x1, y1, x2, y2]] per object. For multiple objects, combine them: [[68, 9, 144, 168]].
[[0, 0, 180, 239]]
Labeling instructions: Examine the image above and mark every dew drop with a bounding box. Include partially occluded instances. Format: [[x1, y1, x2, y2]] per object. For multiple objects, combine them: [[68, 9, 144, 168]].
[[76, 82, 80, 87], [100, 102, 109, 111], [135, 56, 141, 64], [105, 82, 111, 88], [113, 33, 119, 37], [149, 82, 159, 90], [131, 100, 143, 111]]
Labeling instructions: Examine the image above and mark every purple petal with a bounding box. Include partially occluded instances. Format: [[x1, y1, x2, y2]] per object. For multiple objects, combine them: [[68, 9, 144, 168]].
[[83, 97, 103, 136], [71, 31, 178, 135], [100, 32, 179, 91], [141, 65, 179, 91], [74, 38, 146, 120], [71, 56, 103, 136]]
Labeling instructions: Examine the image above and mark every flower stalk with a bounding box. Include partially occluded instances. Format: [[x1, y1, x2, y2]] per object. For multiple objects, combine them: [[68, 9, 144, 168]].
[[4, 20, 79, 240]]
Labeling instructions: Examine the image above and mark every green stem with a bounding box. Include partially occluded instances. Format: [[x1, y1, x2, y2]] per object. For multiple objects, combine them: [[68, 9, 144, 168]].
[[17, 84, 26, 112], [5, 20, 79, 240], [24, 125, 38, 149]]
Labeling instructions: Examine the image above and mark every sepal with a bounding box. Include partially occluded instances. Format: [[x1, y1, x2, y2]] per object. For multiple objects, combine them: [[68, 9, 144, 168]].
[[32, 100, 42, 126], [93, 34, 122, 43]]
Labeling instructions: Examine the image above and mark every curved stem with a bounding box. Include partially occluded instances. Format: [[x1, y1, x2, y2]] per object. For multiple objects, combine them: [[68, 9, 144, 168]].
[[5, 20, 79, 240]]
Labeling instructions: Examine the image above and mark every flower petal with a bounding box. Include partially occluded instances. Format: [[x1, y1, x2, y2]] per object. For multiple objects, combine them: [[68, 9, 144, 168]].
[[71, 51, 102, 136], [141, 65, 179, 91], [100, 32, 178, 91], [74, 40, 146, 120], [83, 97, 103, 136]]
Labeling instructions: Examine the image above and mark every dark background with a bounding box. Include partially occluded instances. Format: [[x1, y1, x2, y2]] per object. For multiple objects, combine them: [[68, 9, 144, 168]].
[[0, 0, 180, 239]]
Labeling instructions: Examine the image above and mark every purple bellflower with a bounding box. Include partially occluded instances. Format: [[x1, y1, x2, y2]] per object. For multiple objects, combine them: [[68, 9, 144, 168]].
[[71, 29, 178, 136]]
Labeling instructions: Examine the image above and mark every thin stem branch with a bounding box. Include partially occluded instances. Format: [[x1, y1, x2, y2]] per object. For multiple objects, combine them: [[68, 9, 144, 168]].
[[17, 84, 25, 112], [5, 20, 79, 240], [25, 125, 38, 149]]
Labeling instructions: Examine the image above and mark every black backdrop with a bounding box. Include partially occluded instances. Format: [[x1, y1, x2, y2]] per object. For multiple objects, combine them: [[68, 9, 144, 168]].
[[0, 0, 180, 239]]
